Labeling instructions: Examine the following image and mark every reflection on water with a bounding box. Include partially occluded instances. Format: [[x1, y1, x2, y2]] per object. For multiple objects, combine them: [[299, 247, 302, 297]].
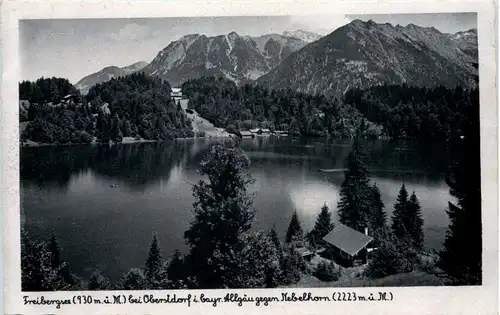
[[21, 137, 452, 282]]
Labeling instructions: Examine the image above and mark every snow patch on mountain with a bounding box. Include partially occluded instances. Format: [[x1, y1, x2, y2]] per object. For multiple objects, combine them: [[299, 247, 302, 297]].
[[282, 30, 322, 42]]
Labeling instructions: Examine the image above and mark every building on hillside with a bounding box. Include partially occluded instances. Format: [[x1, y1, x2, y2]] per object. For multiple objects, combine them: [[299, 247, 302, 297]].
[[171, 87, 183, 101], [249, 128, 271, 135], [321, 224, 374, 267], [61, 94, 78, 106], [239, 131, 255, 139]]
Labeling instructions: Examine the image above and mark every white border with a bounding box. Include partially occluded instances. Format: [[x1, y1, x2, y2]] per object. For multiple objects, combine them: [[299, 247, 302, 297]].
[[2, 1, 498, 314]]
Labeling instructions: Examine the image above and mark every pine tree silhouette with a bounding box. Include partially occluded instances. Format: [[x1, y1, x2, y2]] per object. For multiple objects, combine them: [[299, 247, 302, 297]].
[[145, 234, 163, 288], [285, 211, 304, 244]]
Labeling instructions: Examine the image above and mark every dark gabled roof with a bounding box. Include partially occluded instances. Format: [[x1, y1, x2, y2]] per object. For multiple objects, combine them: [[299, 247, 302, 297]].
[[323, 224, 373, 257]]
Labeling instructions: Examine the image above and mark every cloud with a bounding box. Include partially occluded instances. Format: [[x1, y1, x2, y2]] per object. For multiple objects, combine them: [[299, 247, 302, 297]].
[[107, 23, 152, 42]]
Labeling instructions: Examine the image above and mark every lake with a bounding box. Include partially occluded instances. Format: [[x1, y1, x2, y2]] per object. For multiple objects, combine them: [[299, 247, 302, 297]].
[[21, 137, 453, 282]]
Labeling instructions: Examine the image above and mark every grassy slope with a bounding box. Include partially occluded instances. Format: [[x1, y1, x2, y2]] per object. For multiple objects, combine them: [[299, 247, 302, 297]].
[[282, 271, 446, 288]]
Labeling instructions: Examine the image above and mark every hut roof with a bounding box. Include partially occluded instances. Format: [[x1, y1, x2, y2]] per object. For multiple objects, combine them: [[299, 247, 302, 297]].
[[323, 224, 373, 257]]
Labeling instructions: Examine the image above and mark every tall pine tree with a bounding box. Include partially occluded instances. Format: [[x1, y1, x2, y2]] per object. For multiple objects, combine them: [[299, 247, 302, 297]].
[[269, 225, 282, 251], [368, 183, 387, 235], [438, 92, 481, 285], [145, 234, 163, 288], [407, 192, 424, 250], [337, 138, 372, 231], [391, 183, 409, 239], [311, 203, 334, 239], [285, 211, 304, 244], [392, 185, 425, 251]]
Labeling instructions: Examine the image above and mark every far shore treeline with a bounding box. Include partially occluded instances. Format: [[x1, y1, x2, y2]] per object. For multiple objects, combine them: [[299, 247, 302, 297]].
[[19, 73, 477, 145], [20, 72, 480, 288]]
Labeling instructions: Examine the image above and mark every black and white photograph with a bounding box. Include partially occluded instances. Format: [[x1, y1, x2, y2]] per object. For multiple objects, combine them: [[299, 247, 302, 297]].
[[15, 11, 486, 292]]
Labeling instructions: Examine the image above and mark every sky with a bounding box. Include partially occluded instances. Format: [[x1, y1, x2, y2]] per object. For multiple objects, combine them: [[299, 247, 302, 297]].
[[20, 13, 477, 84]]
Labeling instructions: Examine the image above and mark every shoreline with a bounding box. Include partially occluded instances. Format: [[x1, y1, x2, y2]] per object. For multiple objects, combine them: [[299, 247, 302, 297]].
[[20, 135, 236, 148]]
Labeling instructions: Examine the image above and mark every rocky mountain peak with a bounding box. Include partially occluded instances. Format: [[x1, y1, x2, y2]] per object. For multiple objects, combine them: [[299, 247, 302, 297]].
[[258, 19, 478, 98], [141, 31, 308, 86]]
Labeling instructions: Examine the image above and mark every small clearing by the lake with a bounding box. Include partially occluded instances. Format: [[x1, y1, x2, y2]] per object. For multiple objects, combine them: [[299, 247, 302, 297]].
[[181, 99, 231, 138]]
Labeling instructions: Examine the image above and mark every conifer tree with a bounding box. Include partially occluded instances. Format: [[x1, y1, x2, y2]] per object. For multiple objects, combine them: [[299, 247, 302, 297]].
[[285, 211, 304, 244], [184, 140, 255, 288], [48, 231, 61, 269], [21, 229, 77, 291], [368, 183, 387, 235], [145, 234, 163, 288], [407, 192, 424, 250], [167, 250, 185, 284], [269, 225, 282, 251], [311, 203, 334, 239], [391, 184, 409, 239], [438, 98, 481, 285], [337, 138, 372, 231]]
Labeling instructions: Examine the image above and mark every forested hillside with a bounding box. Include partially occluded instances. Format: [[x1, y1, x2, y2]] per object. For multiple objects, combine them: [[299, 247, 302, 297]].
[[20, 77, 83, 105], [182, 75, 477, 142], [182, 76, 375, 138], [345, 85, 479, 141], [86, 72, 193, 141], [20, 73, 193, 144]]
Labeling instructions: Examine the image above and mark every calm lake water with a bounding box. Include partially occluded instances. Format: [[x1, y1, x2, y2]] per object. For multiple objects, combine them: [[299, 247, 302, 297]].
[[21, 137, 453, 282]]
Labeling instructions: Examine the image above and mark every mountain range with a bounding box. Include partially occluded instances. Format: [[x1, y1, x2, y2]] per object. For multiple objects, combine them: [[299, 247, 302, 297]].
[[73, 22, 478, 97], [258, 20, 478, 98], [141, 32, 310, 86]]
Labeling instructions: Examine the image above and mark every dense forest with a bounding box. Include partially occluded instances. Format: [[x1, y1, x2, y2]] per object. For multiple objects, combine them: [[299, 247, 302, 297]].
[[19, 77, 82, 105], [345, 85, 479, 141], [182, 76, 478, 142], [20, 74, 193, 144], [20, 74, 478, 144], [182, 76, 375, 138]]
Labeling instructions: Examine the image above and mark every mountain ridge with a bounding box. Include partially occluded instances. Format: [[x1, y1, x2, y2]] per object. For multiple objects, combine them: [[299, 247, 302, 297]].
[[74, 61, 149, 94], [257, 19, 478, 98], [141, 31, 308, 87]]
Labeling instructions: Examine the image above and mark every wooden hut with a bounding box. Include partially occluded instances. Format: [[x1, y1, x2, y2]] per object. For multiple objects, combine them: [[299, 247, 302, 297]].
[[321, 224, 373, 267]]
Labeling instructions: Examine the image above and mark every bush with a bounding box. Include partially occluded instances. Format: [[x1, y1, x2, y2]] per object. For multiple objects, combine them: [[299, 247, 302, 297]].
[[280, 247, 304, 285], [88, 270, 111, 290], [313, 261, 339, 282], [117, 268, 147, 290], [365, 235, 419, 279]]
